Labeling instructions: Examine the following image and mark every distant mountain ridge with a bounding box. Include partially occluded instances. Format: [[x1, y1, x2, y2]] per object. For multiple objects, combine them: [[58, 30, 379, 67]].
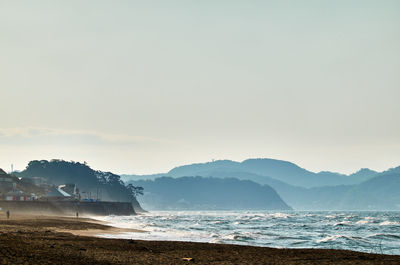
[[122, 158, 377, 188], [168, 159, 379, 188]]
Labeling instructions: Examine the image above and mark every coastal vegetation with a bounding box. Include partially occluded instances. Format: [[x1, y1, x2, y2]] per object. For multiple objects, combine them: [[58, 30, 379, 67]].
[[15, 160, 144, 211]]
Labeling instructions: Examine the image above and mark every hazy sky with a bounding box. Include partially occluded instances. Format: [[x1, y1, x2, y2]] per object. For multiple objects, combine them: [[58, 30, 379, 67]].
[[1, 0, 399, 174]]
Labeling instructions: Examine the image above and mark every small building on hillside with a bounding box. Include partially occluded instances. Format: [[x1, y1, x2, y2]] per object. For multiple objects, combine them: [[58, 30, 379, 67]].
[[4, 189, 36, 201], [30, 176, 50, 186], [45, 185, 77, 201], [0, 170, 17, 192], [60, 184, 80, 200]]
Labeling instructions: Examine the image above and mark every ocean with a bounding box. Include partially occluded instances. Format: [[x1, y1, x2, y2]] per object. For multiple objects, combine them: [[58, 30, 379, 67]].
[[93, 211, 400, 255]]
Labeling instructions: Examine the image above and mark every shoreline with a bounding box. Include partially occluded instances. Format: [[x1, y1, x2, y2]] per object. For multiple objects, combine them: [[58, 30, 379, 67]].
[[0, 214, 399, 264], [0, 213, 146, 237]]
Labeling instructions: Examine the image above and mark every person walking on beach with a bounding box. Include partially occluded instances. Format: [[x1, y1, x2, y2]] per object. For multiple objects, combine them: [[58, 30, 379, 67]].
[[6, 210, 10, 220], [76, 212, 79, 218]]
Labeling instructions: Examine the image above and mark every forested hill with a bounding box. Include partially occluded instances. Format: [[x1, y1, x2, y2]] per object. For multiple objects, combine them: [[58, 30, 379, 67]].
[[17, 160, 143, 211], [130, 176, 292, 210]]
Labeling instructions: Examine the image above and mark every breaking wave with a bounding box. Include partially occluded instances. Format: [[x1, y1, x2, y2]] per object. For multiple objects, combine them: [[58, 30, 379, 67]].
[[93, 210, 400, 255]]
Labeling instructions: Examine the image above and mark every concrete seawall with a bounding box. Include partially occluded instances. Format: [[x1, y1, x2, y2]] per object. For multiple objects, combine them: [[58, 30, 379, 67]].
[[0, 200, 135, 216]]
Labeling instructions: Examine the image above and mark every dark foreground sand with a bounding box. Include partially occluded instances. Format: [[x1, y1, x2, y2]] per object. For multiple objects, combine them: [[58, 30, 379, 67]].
[[0, 215, 399, 264]]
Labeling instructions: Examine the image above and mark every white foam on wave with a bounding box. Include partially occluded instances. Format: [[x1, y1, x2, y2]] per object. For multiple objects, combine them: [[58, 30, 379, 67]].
[[344, 214, 357, 220], [325, 214, 339, 219], [334, 221, 352, 226], [316, 235, 367, 243], [91, 215, 145, 230], [98, 229, 211, 243], [316, 235, 343, 243], [220, 232, 256, 242], [379, 221, 400, 226], [268, 213, 292, 219], [91, 211, 400, 255]]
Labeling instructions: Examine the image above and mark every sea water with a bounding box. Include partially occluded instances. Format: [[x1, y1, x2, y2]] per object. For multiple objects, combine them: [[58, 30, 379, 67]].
[[93, 211, 400, 255]]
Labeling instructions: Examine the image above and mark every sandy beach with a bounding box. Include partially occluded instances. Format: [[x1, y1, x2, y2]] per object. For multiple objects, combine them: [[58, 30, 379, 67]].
[[0, 214, 398, 264]]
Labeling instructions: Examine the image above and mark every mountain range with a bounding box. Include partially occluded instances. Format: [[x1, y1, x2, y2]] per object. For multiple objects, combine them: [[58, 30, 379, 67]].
[[166, 159, 378, 187], [123, 158, 400, 210]]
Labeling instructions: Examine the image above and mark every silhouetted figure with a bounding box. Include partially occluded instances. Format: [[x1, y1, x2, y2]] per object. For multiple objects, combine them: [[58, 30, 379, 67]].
[[6, 210, 10, 220], [76, 212, 79, 218]]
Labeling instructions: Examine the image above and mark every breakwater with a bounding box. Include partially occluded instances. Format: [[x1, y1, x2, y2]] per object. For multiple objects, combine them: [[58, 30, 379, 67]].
[[0, 200, 135, 216]]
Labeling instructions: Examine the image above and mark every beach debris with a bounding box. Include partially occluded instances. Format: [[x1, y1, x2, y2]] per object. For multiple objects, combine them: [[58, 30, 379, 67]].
[[181, 257, 194, 262]]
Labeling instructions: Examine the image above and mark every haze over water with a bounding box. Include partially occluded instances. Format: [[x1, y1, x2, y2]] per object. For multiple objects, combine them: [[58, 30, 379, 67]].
[[95, 210, 400, 255]]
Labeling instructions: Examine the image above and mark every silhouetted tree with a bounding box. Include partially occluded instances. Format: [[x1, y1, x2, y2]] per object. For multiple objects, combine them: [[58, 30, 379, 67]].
[[127, 184, 144, 198]]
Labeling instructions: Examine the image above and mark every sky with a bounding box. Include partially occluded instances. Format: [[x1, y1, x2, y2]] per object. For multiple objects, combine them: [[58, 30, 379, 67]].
[[1, 0, 399, 175]]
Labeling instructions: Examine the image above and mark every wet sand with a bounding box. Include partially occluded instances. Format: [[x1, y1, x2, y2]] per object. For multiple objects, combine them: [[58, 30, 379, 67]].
[[0, 214, 399, 264]]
